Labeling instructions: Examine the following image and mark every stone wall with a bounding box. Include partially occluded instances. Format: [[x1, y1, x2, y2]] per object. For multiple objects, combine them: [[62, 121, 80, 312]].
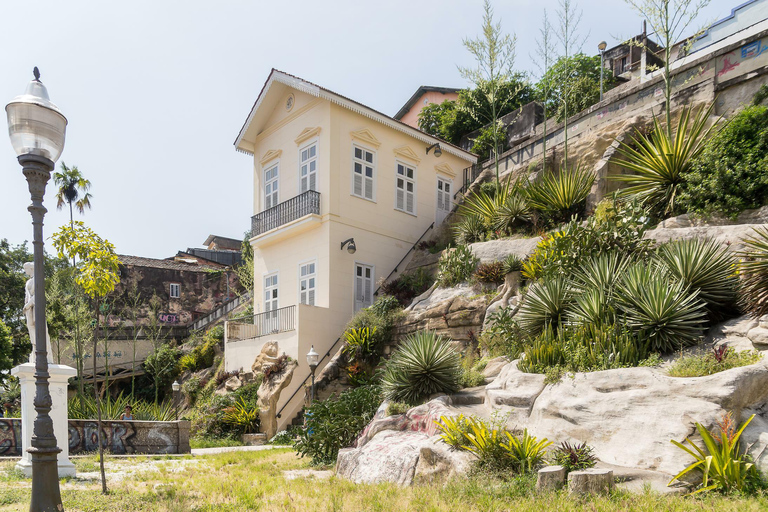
[[0, 418, 190, 456]]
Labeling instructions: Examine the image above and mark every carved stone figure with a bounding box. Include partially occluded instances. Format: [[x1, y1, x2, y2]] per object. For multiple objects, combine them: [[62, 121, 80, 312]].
[[23, 262, 53, 364]]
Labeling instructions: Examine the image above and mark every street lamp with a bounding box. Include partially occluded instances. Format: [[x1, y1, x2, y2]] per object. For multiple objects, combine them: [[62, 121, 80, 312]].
[[598, 41, 608, 102], [6, 67, 67, 512], [306, 346, 319, 403], [172, 380, 181, 421]]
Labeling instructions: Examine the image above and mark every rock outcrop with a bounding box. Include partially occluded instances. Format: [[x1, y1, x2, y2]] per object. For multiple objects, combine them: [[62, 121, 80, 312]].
[[257, 359, 298, 439]]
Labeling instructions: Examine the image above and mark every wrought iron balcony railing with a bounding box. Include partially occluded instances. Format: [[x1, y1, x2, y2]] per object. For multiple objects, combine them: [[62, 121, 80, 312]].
[[227, 305, 296, 342], [251, 190, 320, 236]]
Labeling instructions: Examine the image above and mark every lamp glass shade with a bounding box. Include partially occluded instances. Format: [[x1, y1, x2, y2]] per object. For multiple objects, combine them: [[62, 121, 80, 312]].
[[306, 346, 319, 367], [434, 145, 442, 157], [6, 77, 67, 162], [598, 41, 607, 51], [172, 380, 181, 392], [347, 241, 356, 254]]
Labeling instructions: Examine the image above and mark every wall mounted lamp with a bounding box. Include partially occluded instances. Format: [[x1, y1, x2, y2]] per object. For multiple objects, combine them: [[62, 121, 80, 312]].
[[426, 143, 442, 157], [341, 238, 356, 254]]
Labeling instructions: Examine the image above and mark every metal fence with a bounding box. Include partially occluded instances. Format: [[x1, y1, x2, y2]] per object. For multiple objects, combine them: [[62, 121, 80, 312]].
[[190, 292, 251, 332], [251, 190, 320, 236], [227, 305, 296, 342]]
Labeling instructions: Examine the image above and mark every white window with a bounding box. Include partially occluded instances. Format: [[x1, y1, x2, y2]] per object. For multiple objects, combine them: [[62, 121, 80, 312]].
[[395, 163, 416, 214], [354, 263, 374, 313], [436, 177, 452, 225], [352, 145, 375, 200], [264, 164, 279, 210], [169, 283, 180, 298], [300, 143, 318, 193], [299, 261, 316, 306], [262, 272, 279, 334]]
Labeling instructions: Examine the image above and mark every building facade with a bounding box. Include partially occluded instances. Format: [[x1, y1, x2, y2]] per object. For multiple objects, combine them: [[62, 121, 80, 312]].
[[393, 86, 461, 128], [228, 70, 476, 430]]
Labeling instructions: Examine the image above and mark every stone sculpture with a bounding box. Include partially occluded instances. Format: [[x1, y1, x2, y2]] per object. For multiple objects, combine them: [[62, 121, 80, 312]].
[[23, 262, 53, 364]]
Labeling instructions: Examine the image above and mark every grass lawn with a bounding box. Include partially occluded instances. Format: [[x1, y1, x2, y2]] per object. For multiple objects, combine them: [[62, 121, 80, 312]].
[[1, 449, 768, 511]]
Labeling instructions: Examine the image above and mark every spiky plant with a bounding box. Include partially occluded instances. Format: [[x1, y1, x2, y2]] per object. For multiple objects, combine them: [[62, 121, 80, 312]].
[[612, 103, 719, 217], [616, 263, 707, 353], [568, 287, 612, 326], [502, 253, 523, 274], [570, 253, 631, 296], [452, 214, 486, 245], [654, 238, 738, 316], [492, 192, 531, 233], [739, 227, 768, 318], [458, 176, 514, 225], [381, 331, 461, 404], [525, 164, 595, 223], [516, 277, 572, 336], [552, 441, 597, 472]]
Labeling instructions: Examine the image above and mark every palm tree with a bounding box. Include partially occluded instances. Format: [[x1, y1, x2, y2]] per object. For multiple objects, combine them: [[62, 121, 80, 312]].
[[53, 162, 92, 396], [54, 162, 92, 228]]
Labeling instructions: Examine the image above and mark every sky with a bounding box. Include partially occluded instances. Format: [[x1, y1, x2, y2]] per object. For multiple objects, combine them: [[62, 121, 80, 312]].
[[0, 0, 740, 259]]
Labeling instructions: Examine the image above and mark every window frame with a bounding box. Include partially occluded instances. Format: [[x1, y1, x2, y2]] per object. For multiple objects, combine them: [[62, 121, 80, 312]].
[[263, 161, 280, 211], [298, 139, 319, 194], [263, 271, 279, 312], [394, 160, 417, 216], [353, 262, 375, 314], [298, 259, 317, 306], [351, 143, 376, 202], [169, 282, 181, 299]]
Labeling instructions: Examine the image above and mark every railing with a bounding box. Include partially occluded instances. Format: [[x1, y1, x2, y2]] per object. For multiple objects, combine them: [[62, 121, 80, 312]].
[[373, 222, 434, 297], [251, 190, 320, 236], [276, 336, 343, 420], [454, 162, 485, 199], [227, 305, 296, 342], [190, 292, 251, 332]]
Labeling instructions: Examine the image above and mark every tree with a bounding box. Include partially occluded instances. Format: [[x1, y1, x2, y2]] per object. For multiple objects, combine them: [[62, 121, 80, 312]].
[[624, 0, 711, 137], [52, 221, 119, 495], [234, 232, 254, 295], [0, 239, 31, 365], [0, 320, 14, 382], [459, 0, 522, 181], [143, 344, 181, 405], [555, 0, 588, 168], [53, 163, 93, 227], [537, 54, 618, 122]]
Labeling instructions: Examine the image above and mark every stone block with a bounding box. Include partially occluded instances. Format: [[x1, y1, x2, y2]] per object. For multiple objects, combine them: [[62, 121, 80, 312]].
[[537, 465, 566, 490], [568, 468, 614, 495]]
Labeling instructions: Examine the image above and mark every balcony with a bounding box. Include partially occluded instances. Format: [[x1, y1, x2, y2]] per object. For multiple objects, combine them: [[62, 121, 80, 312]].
[[251, 190, 320, 237], [226, 305, 296, 341]]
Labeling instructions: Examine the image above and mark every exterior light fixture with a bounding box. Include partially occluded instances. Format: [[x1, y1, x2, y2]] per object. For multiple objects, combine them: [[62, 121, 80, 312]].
[[598, 41, 608, 101], [6, 67, 67, 512], [306, 346, 319, 403], [426, 143, 442, 157], [341, 238, 356, 254]]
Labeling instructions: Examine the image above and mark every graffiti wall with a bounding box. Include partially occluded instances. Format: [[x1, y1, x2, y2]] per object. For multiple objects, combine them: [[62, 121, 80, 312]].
[[0, 418, 189, 457]]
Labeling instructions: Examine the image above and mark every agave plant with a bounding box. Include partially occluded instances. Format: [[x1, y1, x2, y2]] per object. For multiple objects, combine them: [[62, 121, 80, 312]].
[[738, 227, 768, 318], [492, 191, 531, 233], [381, 331, 460, 404], [616, 263, 707, 353], [525, 164, 595, 223], [516, 277, 572, 336], [451, 214, 486, 245], [612, 103, 720, 217], [654, 238, 738, 316], [458, 175, 514, 224]]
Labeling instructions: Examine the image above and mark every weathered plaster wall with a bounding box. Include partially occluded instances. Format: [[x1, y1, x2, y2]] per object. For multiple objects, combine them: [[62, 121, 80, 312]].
[[0, 418, 190, 456]]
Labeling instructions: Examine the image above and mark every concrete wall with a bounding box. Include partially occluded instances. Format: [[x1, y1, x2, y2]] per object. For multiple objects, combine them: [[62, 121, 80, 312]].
[[0, 418, 190, 456]]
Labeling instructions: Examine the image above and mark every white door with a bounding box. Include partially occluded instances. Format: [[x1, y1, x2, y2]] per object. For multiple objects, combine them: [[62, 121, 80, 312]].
[[436, 177, 452, 225], [264, 165, 279, 209], [300, 143, 317, 192], [263, 273, 278, 334], [354, 263, 374, 313]]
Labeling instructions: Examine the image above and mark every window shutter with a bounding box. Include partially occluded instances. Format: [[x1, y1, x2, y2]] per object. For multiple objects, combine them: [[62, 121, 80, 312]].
[[364, 177, 373, 199], [354, 173, 363, 196], [396, 188, 404, 210], [310, 172, 317, 192], [406, 191, 414, 213], [309, 288, 315, 306]]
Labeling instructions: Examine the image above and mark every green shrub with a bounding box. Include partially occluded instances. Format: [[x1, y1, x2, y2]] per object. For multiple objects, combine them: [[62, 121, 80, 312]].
[[462, 416, 551, 473], [739, 227, 768, 318], [346, 299, 403, 350], [437, 245, 479, 287], [516, 277, 572, 337], [667, 348, 762, 377], [221, 397, 260, 435], [525, 164, 595, 224], [435, 414, 474, 450], [342, 327, 378, 366], [381, 331, 461, 404], [385, 401, 411, 416], [670, 413, 762, 494], [67, 393, 176, 421], [482, 306, 524, 359], [613, 103, 719, 217], [501, 254, 523, 274], [654, 238, 738, 317], [294, 385, 382, 466], [182, 376, 203, 405], [380, 268, 434, 307], [459, 367, 486, 388], [616, 263, 707, 352], [679, 104, 768, 218], [552, 441, 597, 472], [474, 261, 505, 284], [452, 214, 487, 244], [367, 295, 401, 316], [233, 381, 260, 407]]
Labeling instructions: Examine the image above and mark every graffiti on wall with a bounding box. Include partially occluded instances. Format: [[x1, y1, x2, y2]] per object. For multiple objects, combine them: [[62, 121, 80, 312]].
[[68, 422, 137, 455], [0, 419, 22, 456], [158, 313, 180, 324]]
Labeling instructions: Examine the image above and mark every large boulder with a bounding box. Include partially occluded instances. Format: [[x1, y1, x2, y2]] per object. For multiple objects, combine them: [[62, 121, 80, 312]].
[[251, 341, 280, 374], [257, 359, 298, 439], [644, 223, 768, 253]]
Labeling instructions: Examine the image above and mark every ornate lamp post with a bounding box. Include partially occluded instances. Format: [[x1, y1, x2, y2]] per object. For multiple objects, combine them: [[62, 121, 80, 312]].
[[306, 346, 319, 403], [172, 380, 181, 421], [598, 41, 608, 101], [6, 68, 68, 512]]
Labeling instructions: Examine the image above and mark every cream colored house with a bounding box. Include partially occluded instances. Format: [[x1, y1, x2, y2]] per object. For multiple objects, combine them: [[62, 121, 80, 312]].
[[226, 69, 476, 431]]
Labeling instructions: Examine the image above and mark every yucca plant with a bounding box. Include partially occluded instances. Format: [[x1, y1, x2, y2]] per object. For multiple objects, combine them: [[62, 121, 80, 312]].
[[612, 103, 720, 217], [568, 287, 613, 326], [502, 253, 523, 274], [738, 227, 768, 318], [502, 429, 552, 473], [492, 191, 531, 233], [222, 397, 260, 434], [669, 413, 758, 494], [525, 164, 595, 224], [458, 175, 515, 224], [654, 238, 738, 316], [68, 393, 177, 421], [616, 263, 707, 353], [568, 254, 632, 326], [381, 331, 460, 404], [452, 214, 487, 244], [516, 277, 572, 336]]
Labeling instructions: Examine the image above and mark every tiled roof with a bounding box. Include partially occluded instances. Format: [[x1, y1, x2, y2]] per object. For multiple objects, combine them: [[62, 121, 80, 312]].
[[118, 254, 223, 272]]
